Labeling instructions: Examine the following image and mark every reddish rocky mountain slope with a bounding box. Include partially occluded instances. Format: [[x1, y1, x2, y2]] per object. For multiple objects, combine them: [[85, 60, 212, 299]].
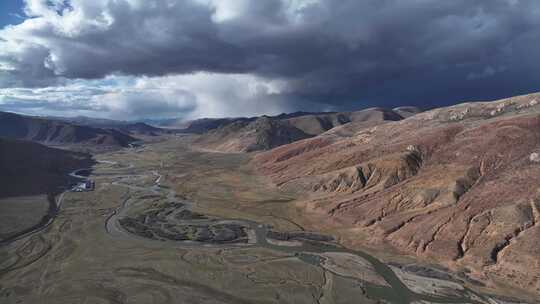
[[254, 92, 540, 296]]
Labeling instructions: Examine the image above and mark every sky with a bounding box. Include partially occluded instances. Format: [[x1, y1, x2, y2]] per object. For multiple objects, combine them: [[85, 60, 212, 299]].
[[0, 0, 539, 121], [0, 0, 24, 27]]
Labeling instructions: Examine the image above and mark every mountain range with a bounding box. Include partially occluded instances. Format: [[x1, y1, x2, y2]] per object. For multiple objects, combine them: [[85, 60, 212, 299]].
[[48, 115, 165, 136], [192, 107, 420, 152], [0, 111, 138, 148]]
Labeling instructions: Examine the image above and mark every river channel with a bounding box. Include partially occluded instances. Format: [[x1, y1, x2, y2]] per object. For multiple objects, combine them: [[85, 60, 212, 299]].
[[102, 161, 494, 304]]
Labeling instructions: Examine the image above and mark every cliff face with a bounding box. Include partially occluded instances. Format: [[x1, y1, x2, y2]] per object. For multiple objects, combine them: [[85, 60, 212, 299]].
[[0, 138, 95, 198], [254, 93, 540, 295]]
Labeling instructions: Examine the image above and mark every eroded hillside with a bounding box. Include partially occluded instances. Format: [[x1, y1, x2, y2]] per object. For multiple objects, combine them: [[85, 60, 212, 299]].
[[254, 92, 540, 296]]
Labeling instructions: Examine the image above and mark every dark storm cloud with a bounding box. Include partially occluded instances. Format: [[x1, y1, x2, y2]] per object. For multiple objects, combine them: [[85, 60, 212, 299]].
[[1, 0, 540, 112]]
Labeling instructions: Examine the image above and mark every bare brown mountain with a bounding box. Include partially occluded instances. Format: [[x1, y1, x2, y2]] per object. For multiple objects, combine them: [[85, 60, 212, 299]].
[[0, 138, 95, 198], [194, 108, 411, 152], [254, 92, 540, 297], [151, 111, 346, 132], [0, 111, 136, 148], [193, 116, 311, 152]]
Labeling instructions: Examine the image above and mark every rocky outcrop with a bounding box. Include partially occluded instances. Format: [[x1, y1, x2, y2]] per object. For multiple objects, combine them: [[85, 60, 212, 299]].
[[254, 92, 540, 296], [284, 150, 423, 195]]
